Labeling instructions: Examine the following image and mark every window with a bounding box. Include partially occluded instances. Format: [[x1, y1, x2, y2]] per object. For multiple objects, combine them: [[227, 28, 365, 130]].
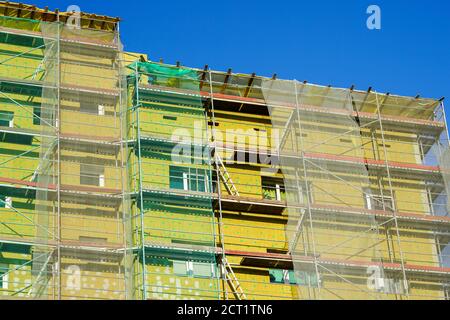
[[98, 105, 105, 116], [186, 172, 208, 192], [163, 115, 177, 121], [262, 178, 312, 203], [269, 269, 294, 284], [193, 262, 214, 278], [294, 270, 320, 287], [173, 260, 188, 276], [0, 196, 12, 209], [0, 132, 33, 145], [363, 188, 395, 211], [80, 164, 105, 187], [262, 177, 286, 201], [80, 101, 106, 115], [173, 260, 215, 278], [297, 182, 313, 204], [368, 267, 407, 294], [33, 105, 41, 125], [169, 167, 185, 190], [0, 111, 13, 128], [0, 264, 8, 290], [169, 166, 209, 192], [269, 269, 319, 287], [5, 197, 12, 209]]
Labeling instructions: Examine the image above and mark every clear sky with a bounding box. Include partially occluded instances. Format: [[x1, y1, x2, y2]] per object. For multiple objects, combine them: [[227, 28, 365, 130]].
[[30, 0, 450, 103]]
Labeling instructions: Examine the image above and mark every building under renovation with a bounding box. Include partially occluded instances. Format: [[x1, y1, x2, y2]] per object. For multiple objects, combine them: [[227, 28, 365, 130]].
[[0, 2, 449, 300]]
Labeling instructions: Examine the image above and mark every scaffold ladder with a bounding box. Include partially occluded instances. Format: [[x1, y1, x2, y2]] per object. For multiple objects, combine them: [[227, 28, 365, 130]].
[[223, 257, 246, 300], [27, 250, 54, 298], [216, 153, 240, 196], [278, 110, 296, 152]]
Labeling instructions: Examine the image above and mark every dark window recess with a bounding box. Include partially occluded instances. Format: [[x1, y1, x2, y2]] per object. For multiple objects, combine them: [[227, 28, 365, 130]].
[[269, 269, 319, 287], [0, 110, 13, 127], [80, 164, 105, 187], [0, 194, 5, 208], [378, 143, 391, 148], [207, 121, 219, 127], [261, 177, 286, 201], [0, 81, 42, 96], [33, 105, 41, 125], [340, 139, 353, 143], [0, 132, 33, 145], [363, 188, 395, 211], [0, 263, 8, 289], [80, 101, 102, 115], [0, 33, 44, 47], [253, 128, 267, 132], [163, 115, 177, 121]]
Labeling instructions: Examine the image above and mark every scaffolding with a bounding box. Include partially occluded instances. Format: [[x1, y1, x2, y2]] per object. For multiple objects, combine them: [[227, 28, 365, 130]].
[[127, 61, 220, 300], [0, 1, 449, 300], [0, 4, 130, 299], [125, 60, 450, 300]]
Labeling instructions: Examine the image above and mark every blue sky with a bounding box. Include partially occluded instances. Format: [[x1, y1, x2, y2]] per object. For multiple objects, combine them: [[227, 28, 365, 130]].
[[31, 0, 450, 102]]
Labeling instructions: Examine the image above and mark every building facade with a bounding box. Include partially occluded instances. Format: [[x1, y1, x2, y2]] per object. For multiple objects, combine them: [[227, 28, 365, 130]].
[[0, 2, 449, 300]]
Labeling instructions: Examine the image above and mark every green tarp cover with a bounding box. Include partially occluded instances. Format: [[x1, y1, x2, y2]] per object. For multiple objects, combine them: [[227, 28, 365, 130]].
[[127, 61, 199, 90]]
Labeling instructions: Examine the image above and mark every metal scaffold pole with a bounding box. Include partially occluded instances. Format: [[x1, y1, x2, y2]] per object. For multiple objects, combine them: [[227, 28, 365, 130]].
[[56, 18, 62, 301], [115, 20, 129, 300], [441, 100, 450, 146], [134, 63, 147, 300], [374, 91, 409, 298], [201, 71, 220, 300], [437, 99, 450, 299], [207, 69, 229, 300], [293, 80, 321, 299]]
